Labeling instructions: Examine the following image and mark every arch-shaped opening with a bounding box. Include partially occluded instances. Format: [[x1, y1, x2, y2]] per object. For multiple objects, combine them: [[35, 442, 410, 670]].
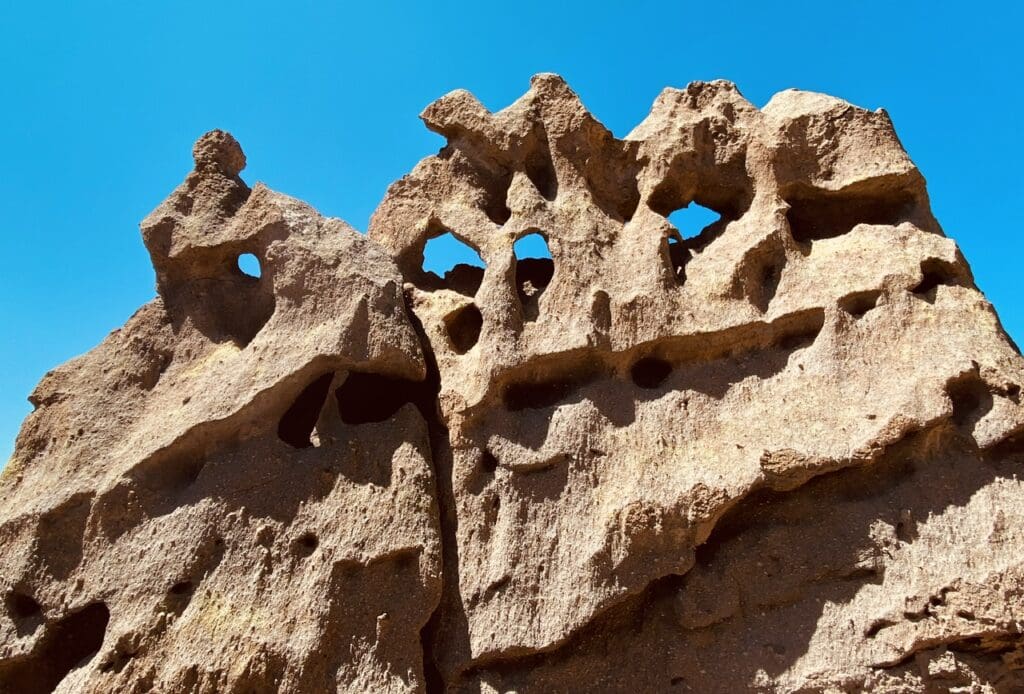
[[422, 230, 485, 296], [236, 253, 262, 279], [514, 233, 554, 323], [667, 202, 721, 240], [647, 181, 742, 252]]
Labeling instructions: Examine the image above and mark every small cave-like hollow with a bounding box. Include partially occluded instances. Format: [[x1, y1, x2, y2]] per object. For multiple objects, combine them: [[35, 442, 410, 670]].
[[664, 231, 689, 285], [912, 258, 968, 301], [784, 187, 916, 244], [335, 371, 423, 425], [444, 303, 484, 354], [0, 602, 111, 694], [277, 373, 334, 449], [839, 290, 882, 319], [946, 371, 993, 430], [631, 357, 673, 390], [294, 532, 319, 558], [502, 361, 604, 412], [7, 591, 43, 637], [524, 146, 558, 201]]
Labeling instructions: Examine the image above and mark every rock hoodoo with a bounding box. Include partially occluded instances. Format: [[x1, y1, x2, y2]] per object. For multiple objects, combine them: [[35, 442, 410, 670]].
[[2, 75, 1023, 692]]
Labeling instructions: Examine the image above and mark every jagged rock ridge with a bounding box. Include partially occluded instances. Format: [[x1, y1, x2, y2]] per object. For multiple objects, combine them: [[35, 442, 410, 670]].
[[2, 75, 1023, 693]]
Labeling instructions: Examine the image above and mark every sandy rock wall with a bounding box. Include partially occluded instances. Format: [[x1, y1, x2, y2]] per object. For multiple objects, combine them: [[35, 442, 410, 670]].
[[2, 76, 1023, 692]]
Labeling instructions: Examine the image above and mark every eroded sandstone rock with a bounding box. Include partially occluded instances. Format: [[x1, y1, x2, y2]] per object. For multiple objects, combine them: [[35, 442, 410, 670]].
[[1, 131, 441, 693], [3, 77, 1024, 693]]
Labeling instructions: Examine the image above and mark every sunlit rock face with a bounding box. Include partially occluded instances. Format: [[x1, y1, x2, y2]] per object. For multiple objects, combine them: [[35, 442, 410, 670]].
[[3, 77, 1024, 693]]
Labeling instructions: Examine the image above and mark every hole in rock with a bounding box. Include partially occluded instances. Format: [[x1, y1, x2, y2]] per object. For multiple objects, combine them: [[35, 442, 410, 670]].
[[912, 258, 965, 300], [947, 372, 992, 428], [503, 364, 602, 412], [422, 231, 485, 295], [480, 450, 499, 474], [667, 202, 721, 240], [278, 373, 334, 448], [166, 580, 196, 614], [9, 592, 42, 620], [294, 532, 319, 557], [665, 232, 689, 285], [169, 581, 193, 597], [524, 147, 558, 201], [7, 591, 44, 638], [648, 186, 739, 251], [336, 371, 421, 425], [236, 253, 262, 279], [785, 188, 916, 243], [775, 320, 823, 352], [751, 259, 783, 313], [444, 303, 483, 354], [631, 357, 673, 389], [514, 233, 554, 322], [0, 601, 110, 694], [839, 290, 881, 318]]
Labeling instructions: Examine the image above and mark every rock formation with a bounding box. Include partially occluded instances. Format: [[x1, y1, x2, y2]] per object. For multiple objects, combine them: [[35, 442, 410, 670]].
[[2, 75, 1023, 693]]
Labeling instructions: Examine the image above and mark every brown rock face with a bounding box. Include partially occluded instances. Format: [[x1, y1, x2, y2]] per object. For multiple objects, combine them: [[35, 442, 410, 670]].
[[3, 78, 1023, 692]]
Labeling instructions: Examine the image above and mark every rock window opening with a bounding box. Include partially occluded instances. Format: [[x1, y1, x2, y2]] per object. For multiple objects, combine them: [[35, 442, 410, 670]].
[[667, 202, 721, 241], [237, 253, 262, 279], [422, 231, 485, 295], [514, 233, 553, 322]]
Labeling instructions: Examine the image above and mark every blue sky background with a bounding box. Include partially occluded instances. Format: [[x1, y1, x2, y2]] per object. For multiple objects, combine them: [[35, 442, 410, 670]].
[[1, 1, 1021, 463]]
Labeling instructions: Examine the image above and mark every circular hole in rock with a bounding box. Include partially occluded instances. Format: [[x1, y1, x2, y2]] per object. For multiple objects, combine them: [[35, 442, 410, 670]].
[[237, 253, 262, 279], [295, 532, 319, 557], [631, 357, 673, 389]]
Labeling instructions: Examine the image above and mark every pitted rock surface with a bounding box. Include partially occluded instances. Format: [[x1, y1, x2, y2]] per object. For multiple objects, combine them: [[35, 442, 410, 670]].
[[3, 79, 1024, 693]]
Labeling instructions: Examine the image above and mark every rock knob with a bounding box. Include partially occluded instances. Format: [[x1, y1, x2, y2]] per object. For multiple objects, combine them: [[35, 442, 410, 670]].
[[192, 129, 246, 176]]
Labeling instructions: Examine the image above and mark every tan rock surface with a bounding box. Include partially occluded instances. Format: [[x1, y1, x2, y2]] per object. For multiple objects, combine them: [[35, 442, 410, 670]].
[[3, 77, 1024, 692]]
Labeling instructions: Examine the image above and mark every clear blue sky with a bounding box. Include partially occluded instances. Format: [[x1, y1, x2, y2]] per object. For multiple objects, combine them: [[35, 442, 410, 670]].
[[2, 1, 1021, 463]]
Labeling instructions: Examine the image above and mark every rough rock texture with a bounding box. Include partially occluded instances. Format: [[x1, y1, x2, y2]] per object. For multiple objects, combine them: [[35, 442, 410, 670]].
[[3, 75, 1024, 693]]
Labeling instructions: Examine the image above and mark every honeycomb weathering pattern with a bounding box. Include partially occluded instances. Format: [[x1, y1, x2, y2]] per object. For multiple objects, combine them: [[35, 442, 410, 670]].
[[2, 74, 1024, 692]]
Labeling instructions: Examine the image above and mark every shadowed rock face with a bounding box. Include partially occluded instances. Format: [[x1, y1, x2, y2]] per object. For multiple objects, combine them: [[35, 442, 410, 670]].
[[2, 77, 1023, 693]]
